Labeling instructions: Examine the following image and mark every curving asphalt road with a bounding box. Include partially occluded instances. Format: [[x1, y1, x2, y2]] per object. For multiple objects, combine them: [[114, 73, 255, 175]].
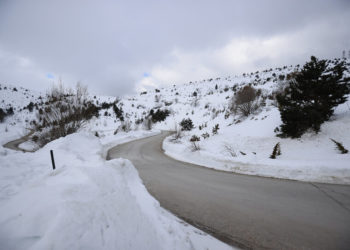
[[107, 131, 350, 250], [2, 130, 35, 152]]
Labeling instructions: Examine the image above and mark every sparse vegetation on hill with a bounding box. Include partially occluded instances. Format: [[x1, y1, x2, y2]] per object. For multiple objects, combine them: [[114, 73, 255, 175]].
[[32, 83, 99, 146]]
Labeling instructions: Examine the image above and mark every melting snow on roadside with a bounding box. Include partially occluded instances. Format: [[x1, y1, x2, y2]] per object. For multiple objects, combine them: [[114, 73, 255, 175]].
[[0, 132, 233, 250]]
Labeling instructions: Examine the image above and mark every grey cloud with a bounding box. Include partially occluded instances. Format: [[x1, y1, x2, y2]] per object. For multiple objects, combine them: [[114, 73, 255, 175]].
[[0, 0, 349, 95]]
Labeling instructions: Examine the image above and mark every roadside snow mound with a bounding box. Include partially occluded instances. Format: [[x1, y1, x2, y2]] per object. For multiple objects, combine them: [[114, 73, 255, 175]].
[[0, 132, 232, 250]]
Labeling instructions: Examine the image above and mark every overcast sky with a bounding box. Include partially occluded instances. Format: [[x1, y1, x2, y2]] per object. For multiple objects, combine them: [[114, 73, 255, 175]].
[[0, 0, 349, 96]]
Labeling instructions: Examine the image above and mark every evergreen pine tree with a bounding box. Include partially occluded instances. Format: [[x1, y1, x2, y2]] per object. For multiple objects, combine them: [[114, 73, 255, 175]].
[[277, 56, 350, 138]]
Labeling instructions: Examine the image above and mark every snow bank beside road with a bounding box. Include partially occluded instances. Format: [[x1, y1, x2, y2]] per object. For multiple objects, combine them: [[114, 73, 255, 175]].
[[0, 132, 232, 250], [163, 105, 350, 185]]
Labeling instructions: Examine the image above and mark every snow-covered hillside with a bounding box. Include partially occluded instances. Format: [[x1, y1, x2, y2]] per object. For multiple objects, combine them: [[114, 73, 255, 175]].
[[1, 57, 349, 249], [2, 59, 350, 185], [0, 83, 43, 145], [114, 59, 350, 184], [0, 84, 234, 249]]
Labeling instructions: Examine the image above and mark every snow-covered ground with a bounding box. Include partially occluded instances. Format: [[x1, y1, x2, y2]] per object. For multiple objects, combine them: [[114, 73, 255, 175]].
[[0, 131, 233, 250], [163, 101, 350, 184], [1, 57, 349, 249]]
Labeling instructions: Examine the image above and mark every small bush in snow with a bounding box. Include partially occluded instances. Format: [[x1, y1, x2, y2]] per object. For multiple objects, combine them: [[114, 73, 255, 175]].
[[143, 117, 153, 130], [27, 102, 35, 112], [119, 120, 132, 132], [171, 127, 183, 142], [212, 124, 219, 135], [190, 135, 200, 151], [113, 104, 124, 121], [31, 135, 39, 142], [6, 107, 14, 116], [331, 139, 348, 154], [270, 142, 281, 159], [201, 132, 210, 139], [0, 108, 7, 122], [192, 95, 200, 107], [180, 118, 194, 131], [190, 135, 200, 142], [154, 95, 161, 103], [150, 109, 170, 123], [224, 144, 236, 157], [101, 102, 113, 109]]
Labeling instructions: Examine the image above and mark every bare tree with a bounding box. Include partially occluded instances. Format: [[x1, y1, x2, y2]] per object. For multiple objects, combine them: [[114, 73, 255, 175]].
[[230, 85, 260, 117], [143, 117, 153, 130], [76, 81, 88, 104]]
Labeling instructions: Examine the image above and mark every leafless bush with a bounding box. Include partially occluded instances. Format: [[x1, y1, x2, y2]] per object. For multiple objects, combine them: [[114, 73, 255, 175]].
[[192, 95, 200, 107], [212, 124, 219, 135], [223, 144, 237, 157], [190, 135, 200, 151], [229, 85, 261, 117], [119, 119, 132, 132], [154, 94, 161, 103], [171, 124, 183, 142], [33, 83, 98, 146], [201, 132, 210, 139], [143, 117, 153, 130]]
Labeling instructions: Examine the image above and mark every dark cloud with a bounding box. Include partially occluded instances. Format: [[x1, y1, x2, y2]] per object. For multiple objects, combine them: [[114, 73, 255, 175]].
[[0, 0, 349, 95]]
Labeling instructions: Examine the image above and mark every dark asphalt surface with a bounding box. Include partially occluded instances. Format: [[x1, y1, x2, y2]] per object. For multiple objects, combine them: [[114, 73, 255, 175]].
[[107, 131, 350, 250]]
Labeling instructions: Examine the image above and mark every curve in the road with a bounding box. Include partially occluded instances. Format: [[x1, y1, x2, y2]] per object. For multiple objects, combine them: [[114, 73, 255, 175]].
[[2, 130, 35, 152], [108, 131, 350, 250]]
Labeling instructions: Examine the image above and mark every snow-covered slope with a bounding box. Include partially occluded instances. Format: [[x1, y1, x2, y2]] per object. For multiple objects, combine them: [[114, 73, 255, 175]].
[[115, 60, 350, 184], [0, 131, 232, 250], [0, 83, 44, 145]]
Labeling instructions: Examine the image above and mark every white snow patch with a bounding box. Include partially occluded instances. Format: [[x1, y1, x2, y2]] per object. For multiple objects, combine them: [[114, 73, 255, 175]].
[[0, 132, 233, 250]]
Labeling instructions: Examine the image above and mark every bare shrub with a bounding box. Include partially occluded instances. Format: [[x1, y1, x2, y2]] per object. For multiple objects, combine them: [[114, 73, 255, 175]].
[[119, 119, 132, 132], [201, 132, 210, 139], [212, 124, 219, 135], [192, 94, 200, 107], [33, 83, 99, 146], [154, 94, 161, 103], [230, 85, 261, 117], [190, 135, 200, 151], [143, 117, 153, 130], [223, 144, 237, 157], [171, 125, 183, 142]]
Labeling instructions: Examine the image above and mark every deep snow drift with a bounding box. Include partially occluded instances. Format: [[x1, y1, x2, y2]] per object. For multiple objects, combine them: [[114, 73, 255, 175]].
[[0, 131, 232, 250]]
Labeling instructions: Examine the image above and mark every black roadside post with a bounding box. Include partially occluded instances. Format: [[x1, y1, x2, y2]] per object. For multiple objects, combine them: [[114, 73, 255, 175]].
[[50, 150, 56, 170]]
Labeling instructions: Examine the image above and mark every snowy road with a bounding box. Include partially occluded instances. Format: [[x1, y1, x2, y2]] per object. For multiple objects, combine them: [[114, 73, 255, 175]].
[[2, 130, 34, 152], [107, 131, 350, 250]]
